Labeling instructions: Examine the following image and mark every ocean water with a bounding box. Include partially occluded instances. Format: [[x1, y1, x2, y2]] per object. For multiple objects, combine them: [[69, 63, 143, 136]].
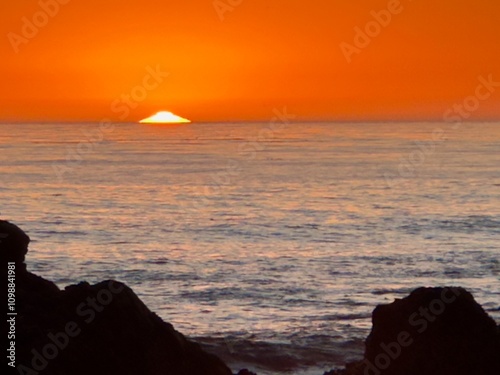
[[1, 122, 499, 374]]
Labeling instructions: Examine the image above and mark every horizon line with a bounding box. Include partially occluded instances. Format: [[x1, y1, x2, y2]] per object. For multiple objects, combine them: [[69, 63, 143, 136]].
[[0, 119, 499, 125]]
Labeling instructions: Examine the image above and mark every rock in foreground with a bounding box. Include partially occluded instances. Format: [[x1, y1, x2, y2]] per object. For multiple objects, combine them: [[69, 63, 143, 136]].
[[326, 287, 500, 375], [2, 220, 232, 375]]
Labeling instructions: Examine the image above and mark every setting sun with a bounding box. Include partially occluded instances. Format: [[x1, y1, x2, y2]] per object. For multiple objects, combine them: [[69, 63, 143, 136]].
[[139, 111, 191, 124]]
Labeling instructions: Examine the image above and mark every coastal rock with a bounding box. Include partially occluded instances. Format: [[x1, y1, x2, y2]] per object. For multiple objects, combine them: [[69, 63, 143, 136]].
[[2, 221, 232, 375], [16, 280, 233, 375], [1, 220, 60, 298], [326, 287, 500, 375], [0, 220, 30, 265]]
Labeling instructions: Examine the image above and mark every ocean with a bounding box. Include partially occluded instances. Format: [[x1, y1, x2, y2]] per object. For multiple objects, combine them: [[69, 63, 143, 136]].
[[1, 121, 499, 374]]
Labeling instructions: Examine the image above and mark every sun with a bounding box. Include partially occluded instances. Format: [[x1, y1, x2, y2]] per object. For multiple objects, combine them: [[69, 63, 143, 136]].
[[139, 111, 191, 124]]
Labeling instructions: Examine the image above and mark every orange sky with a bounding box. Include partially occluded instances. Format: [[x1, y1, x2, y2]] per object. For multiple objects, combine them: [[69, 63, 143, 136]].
[[1, 0, 499, 122]]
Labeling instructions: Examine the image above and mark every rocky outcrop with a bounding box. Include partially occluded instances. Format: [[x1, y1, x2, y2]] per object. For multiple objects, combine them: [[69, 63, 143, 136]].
[[2, 220, 232, 375], [325, 287, 500, 375]]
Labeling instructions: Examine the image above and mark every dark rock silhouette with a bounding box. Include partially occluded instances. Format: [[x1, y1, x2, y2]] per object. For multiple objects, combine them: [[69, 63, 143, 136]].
[[1, 220, 30, 265], [2, 220, 232, 375], [325, 287, 500, 375]]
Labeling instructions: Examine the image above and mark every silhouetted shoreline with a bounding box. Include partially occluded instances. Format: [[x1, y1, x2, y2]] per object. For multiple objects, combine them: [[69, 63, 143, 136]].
[[2, 220, 499, 375]]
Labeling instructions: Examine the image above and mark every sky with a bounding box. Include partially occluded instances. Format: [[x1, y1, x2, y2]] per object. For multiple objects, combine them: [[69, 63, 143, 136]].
[[1, 0, 499, 123]]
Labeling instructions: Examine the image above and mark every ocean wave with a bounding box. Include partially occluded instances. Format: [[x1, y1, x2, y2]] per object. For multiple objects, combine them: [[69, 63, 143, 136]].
[[196, 335, 364, 374]]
